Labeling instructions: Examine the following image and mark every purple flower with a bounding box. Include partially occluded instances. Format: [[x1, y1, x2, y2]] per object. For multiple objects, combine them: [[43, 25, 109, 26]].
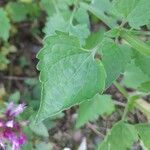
[[0, 102, 27, 150]]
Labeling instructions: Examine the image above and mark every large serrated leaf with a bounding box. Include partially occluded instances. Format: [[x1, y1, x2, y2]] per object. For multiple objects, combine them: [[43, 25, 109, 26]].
[[76, 94, 115, 128], [35, 32, 106, 122], [99, 121, 138, 150]]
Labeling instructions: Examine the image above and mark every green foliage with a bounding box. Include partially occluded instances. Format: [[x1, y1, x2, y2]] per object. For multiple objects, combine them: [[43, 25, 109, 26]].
[[87, 0, 150, 29], [76, 94, 115, 128], [101, 38, 133, 87], [122, 61, 149, 89], [0, 45, 16, 70], [99, 121, 138, 150], [6, 2, 40, 22], [36, 0, 150, 149], [1, 0, 150, 149], [36, 32, 106, 122], [44, 13, 90, 45], [135, 123, 150, 149], [0, 8, 10, 41]]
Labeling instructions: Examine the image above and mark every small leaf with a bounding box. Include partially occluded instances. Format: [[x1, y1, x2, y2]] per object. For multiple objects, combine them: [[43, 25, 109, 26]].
[[112, 0, 138, 18], [127, 0, 150, 29], [99, 121, 138, 150], [101, 38, 132, 88], [0, 8, 10, 41], [35, 32, 106, 122], [134, 52, 150, 77], [135, 123, 150, 150], [43, 13, 90, 45], [81, 0, 117, 28], [76, 94, 115, 128], [29, 120, 49, 137], [85, 28, 105, 49], [6, 2, 28, 22], [35, 142, 53, 150], [122, 61, 149, 89]]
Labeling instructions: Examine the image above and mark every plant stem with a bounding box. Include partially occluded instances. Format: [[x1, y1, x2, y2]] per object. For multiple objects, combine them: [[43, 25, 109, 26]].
[[114, 81, 129, 121], [69, 0, 79, 24], [114, 81, 129, 98]]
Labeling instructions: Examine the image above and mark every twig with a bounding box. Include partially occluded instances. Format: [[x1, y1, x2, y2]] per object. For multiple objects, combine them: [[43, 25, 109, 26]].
[[113, 100, 126, 107], [86, 122, 105, 137], [1, 76, 36, 81]]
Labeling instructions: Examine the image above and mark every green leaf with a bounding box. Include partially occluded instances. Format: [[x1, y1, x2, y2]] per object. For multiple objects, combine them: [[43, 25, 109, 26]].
[[6, 2, 28, 22], [81, 0, 117, 28], [135, 52, 150, 77], [76, 94, 115, 128], [127, 0, 150, 29], [113, 0, 150, 29], [101, 38, 132, 88], [99, 121, 138, 150], [84, 28, 105, 49], [138, 81, 150, 93], [9, 91, 20, 103], [0, 8, 10, 41], [40, 0, 73, 16], [74, 7, 90, 26], [43, 13, 90, 45], [29, 121, 49, 137], [122, 61, 149, 89], [112, 0, 138, 18], [35, 142, 53, 150], [135, 123, 150, 150], [35, 32, 106, 122]]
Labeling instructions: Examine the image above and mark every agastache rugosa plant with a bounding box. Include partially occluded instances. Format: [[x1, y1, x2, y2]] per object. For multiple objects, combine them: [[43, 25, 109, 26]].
[[0, 102, 27, 150]]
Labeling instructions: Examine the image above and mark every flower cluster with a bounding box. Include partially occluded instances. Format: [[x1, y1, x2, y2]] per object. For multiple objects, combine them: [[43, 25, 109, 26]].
[[0, 102, 27, 150]]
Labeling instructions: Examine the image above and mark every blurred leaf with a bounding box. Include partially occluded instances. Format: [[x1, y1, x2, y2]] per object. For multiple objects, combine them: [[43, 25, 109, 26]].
[[30, 114, 49, 137], [6, 2, 28, 22], [99, 121, 138, 150], [40, 0, 73, 16], [9, 91, 20, 103], [112, 0, 138, 19], [101, 38, 133, 88], [44, 13, 90, 45], [135, 123, 150, 150], [138, 81, 150, 93], [24, 78, 38, 86], [0, 8, 10, 41], [134, 52, 150, 78], [76, 94, 115, 128], [35, 142, 53, 150], [74, 7, 90, 26], [122, 61, 149, 89], [81, 0, 117, 28], [0, 84, 6, 100], [85, 28, 105, 49]]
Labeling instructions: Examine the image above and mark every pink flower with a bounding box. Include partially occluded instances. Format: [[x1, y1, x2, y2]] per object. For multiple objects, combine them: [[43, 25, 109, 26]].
[[0, 102, 27, 150]]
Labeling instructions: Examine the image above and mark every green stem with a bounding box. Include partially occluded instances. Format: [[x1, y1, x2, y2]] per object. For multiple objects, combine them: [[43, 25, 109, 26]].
[[114, 81, 129, 99], [120, 30, 150, 57], [114, 81, 129, 121], [69, 0, 79, 24]]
